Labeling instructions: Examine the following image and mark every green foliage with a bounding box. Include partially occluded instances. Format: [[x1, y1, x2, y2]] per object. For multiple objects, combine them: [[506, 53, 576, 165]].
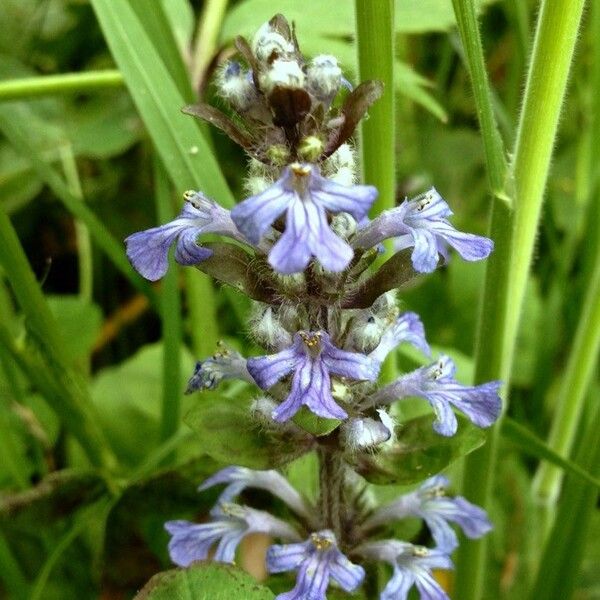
[[185, 395, 313, 469], [0, 0, 597, 597], [350, 414, 485, 485], [135, 562, 275, 599]]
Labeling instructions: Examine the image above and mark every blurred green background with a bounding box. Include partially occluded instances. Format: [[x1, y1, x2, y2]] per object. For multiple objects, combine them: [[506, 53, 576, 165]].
[[0, 0, 598, 598]]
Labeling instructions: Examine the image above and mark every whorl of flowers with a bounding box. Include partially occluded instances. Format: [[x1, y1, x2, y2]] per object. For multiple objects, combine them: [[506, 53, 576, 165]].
[[126, 14, 500, 600]]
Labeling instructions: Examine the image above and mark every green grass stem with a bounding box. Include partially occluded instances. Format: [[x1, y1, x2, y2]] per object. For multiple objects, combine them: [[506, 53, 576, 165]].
[[0, 71, 123, 102], [452, 0, 586, 597], [153, 159, 183, 448], [355, 0, 397, 384]]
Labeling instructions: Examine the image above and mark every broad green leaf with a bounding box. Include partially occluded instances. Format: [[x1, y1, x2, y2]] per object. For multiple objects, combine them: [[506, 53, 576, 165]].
[[90, 0, 233, 205], [91, 343, 196, 467], [46, 296, 103, 364], [292, 407, 341, 436], [136, 563, 275, 599], [349, 414, 486, 485], [501, 417, 600, 489], [0, 144, 42, 214], [222, 0, 497, 40], [185, 395, 313, 469], [64, 92, 142, 159]]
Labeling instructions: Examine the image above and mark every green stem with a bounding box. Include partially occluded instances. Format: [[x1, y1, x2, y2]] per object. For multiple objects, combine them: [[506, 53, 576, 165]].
[[355, 0, 396, 383], [185, 270, 219, 357], [0, 206, 117, 471], [451, 0, 509, 199], [0, 70, 123, 101], [191, 0, 230, 90], [0, 532, 29, 600], [154, 159, 183, 448], [531, 216, 600, 508], [355, 0, 395, 217], [453, 0, 586, 598], [528, 398, 600, 600], [59, 146, 93, 304]]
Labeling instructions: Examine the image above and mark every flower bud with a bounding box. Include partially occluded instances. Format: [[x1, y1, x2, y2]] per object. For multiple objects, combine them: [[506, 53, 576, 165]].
[[343, 417, 391, 451], [306, 55, 342, 102], [330, 212, 357, 240], [259, 58, 305, 94], [216, 61, 257, 111], [253, 21, 295, 63], [249, 304, 292, 350], [298, 135, 324, 162]]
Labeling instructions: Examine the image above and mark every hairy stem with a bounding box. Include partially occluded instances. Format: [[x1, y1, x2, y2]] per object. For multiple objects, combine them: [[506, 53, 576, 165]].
[[318, 446, 345, 543]]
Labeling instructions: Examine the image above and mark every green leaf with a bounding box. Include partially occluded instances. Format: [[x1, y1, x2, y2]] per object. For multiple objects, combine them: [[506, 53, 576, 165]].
[[91, 343, 196, 467], [135, 562, 275, 599], [46, 296, 103, 364], [501, 417, 600, 489], [90, 0, 233, 205], [185, 395, 313, 469], [292, 407, 341, 436], [349, 414, 486, 485], [222, 0, 497, 39]]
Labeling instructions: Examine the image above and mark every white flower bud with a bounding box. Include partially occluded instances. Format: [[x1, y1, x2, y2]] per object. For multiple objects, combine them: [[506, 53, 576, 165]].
[[253, 21, 295, 62], [343, 416, 391, 451], [344, 309, 387, 353], [323, 144, 357, 185], [330, 212, 357, 240], [307, 55, 342, 101], [216, 61, 257, 111], [249, 305, 292, 350], [260, 58, 305, 94]]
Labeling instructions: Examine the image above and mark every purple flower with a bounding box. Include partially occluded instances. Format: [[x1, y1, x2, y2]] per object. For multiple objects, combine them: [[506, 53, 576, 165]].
[[362, 475, 492, 553], [372, 355, 502, 436], [231, 163, 377, 274], [352, 187, 493, 273], [358, 540, 452, 600], [199, 466, 311, 519], [267, 530, 365, 600], [247, 331, 379, 422], [369, 312, 432, 365], [125, 191, 243, 281], [165, 503, 300, 567], [186, 344, 252, 393]]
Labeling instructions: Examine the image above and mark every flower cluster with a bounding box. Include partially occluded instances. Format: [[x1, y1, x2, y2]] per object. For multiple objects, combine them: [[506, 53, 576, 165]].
[[125, 14, 501, 600]]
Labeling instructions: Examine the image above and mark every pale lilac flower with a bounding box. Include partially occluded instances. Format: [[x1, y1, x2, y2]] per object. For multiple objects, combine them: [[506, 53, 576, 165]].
[[186, 344, 252, 393], [231, 163, 377, 274], [371, 355, 502, 436], [362, 475, 492, 552], [126, 192, 243, 281], [358, 540, 452, 600], [247, 331, 379, 422], [369, 312, 431, 365], [352, 187, 493, 273], [267, 530, 365, 600], [165, 503, 300, 567], [199, 466, 311, 519]]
